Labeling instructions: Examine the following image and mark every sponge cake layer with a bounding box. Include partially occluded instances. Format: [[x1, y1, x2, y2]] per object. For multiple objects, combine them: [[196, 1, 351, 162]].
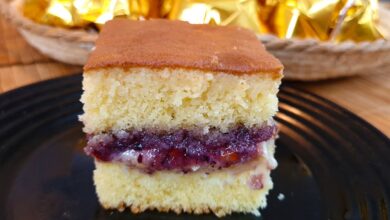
[[80, 67, 281, 134]]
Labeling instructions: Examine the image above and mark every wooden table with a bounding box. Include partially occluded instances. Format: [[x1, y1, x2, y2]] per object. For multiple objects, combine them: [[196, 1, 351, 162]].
[[0, 15, 389, 137]]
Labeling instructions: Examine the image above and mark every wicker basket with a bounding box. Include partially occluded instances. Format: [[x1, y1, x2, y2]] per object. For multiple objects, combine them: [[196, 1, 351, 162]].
[[1, 0, 389, 81], [0, 0, 97, 65]]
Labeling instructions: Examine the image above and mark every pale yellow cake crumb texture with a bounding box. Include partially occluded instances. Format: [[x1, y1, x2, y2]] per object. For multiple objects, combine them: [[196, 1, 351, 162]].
[[93, 139, 276, 217], [80, 67, 281, 134]]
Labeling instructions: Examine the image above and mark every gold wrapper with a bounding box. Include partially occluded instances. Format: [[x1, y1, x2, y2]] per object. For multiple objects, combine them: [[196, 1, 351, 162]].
[[22, 0, 384, 42], [23, 0, 155, 28], [23, 0, 87, 27], [331, 0, 383, 42], [260, 0, 383, 42], [75, 0, 152, 26], [161, 0, 269, 33], [163, 0, 383, 42]]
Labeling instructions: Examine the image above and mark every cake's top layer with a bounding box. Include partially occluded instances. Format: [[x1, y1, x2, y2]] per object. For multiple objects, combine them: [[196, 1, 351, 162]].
[[84, 19, 283, 75]]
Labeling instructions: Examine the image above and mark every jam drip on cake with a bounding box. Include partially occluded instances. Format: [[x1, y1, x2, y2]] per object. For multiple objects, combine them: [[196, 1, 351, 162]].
[[85, 125, 276, 173]]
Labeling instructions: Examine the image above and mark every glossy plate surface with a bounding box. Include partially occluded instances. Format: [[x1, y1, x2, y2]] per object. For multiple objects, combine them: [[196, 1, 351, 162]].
[[0, 75, 389, 220]]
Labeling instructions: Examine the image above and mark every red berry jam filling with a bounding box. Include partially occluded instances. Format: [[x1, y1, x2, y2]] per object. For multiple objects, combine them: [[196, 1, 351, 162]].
[[85, 124, 276, 173]]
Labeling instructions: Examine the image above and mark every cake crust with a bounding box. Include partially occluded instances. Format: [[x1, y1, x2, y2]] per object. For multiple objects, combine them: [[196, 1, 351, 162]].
[[84, 19, 283, 76]]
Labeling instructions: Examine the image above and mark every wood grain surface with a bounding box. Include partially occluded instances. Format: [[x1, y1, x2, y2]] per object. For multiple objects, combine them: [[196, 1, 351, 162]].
[[0, 15, 389, 136]]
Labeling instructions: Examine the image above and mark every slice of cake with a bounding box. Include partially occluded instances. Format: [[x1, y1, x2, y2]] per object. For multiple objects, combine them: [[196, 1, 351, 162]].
[[81, 18, 283, 217]]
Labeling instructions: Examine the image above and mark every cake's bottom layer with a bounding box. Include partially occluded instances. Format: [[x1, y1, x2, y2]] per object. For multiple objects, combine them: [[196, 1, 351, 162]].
[[94, 139, 276, 217], [86, 124, 276, 173]]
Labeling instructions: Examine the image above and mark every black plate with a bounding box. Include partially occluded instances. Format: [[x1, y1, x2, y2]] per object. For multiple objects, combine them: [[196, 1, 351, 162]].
[[0, 74, 389, 220]]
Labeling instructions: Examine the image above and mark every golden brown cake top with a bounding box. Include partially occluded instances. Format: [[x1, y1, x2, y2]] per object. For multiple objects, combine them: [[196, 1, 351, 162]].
[[84, 19, 283, 75]]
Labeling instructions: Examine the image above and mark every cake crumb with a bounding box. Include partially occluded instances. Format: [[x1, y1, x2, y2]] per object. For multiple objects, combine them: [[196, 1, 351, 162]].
[[277, 193, 285, 201]]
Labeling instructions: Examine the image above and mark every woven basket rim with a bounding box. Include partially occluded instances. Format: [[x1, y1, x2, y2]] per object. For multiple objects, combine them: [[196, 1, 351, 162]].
[[0, 0, 98, 42], [1, 0, 389, 51]]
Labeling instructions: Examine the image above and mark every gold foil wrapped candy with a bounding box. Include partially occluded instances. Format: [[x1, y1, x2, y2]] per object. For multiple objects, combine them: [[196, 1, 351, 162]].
[[163, 0, 384, 42], [23, 0, 87, 27], [260, 0, 384, 42], [75, 0, 156, 26], [22, 0, 156, 28], [260, 0, 341, 40], [161, 0, 268, 33], [21, 0, 385, 42], [331, 0, 384, 42]]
